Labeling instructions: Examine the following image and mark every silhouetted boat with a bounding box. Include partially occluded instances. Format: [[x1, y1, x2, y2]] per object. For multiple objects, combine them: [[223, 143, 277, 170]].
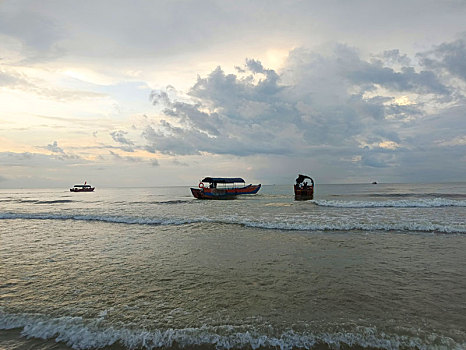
[[191, 177, 261, 199], [294, 174, 314, 200], [70, 182, 95, 192]]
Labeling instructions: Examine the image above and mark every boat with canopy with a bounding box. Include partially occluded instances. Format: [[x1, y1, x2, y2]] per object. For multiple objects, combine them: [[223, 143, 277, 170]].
[[294, 174, 314, 200], [190, 177, 261, 199]]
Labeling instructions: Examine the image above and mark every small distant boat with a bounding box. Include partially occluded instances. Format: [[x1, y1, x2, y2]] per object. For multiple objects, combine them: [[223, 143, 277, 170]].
[[372, 181, 378, 184], [70, 182, 95, 192], [294, 174, 314, 200], [191, 177, 261, 200]]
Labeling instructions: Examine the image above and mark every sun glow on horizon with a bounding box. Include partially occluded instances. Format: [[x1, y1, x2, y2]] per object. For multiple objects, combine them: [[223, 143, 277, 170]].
[[263, 48, 292, 70]]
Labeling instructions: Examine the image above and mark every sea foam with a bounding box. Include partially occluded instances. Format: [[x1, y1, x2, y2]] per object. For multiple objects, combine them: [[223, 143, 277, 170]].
[[312, 198, 466, 208], [1, 212, 465, 234], [1, 310, 463, 350]]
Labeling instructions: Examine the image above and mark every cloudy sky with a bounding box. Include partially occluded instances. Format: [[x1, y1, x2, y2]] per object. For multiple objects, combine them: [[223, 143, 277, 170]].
[[1, 0, 465, 188]]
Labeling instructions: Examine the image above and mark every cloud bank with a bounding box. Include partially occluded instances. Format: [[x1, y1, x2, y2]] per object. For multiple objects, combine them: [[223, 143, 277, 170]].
[[139, 38, 465, 181], [1, 1, 465, 185]]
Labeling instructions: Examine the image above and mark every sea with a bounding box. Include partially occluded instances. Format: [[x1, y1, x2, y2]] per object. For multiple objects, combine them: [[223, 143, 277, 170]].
[[1, 183, 465, 350]]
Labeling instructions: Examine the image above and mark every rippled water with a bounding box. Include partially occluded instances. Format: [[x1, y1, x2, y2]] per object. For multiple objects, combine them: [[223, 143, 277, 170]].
[[1, 183, 465, 349]]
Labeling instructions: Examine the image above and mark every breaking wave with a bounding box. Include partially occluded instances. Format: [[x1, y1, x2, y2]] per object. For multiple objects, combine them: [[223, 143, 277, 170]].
[[366, 193, 466, 199], [1, 212, 464, 234], [1, 310, 463, 350], [237, 219, 465, 234], [312, 198, 466, 208], [0, 212, 199, 226]]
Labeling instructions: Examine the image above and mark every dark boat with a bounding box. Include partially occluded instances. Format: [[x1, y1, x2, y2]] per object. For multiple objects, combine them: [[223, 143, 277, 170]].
[[70, 182, 95, 192], [294, 174, 314, 200], [191, 177, 261, 199]]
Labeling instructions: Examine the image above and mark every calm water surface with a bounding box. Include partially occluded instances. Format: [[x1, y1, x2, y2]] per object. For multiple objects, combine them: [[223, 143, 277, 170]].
[[1, 183, 465, 349]]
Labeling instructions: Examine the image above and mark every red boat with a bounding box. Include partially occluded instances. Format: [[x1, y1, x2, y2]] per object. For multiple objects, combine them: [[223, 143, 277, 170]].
[[294, 174, 314, 200], [70, 182, 95, 192], [191, 177, 261, 199]]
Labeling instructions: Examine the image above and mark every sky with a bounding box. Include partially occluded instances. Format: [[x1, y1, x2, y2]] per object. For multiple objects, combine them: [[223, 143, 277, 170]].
[[0, 0, 465, 188]]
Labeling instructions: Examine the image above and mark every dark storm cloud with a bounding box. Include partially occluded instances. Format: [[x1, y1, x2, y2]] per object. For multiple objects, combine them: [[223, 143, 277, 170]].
[[163, 102, 221, 137], [418, 35, 466, 81], [348, 66, 449, 96], [141, 41, 465, 173], [325, 44, 450, 96], [144, 64, 296, 156]]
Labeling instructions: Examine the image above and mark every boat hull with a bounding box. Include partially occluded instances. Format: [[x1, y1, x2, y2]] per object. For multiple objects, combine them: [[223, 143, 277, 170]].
[[191, 184, 261, 199], [70, 188, 95, 192], [294, 184, 313, 200]]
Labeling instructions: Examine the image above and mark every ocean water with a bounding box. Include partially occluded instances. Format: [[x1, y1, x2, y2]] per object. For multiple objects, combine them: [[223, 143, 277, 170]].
[[1, 183, 465, 350]]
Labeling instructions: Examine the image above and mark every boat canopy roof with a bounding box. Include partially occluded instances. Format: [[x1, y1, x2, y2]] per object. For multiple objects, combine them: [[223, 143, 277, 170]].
[[74, 184, 92, 187], [201, 177, 245, 184], [296, 174, 314, 184]]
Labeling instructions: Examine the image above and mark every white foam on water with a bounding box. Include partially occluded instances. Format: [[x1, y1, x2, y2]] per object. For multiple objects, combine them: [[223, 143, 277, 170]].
[[1, 212, 465, 234], [313, 198, 466, 208], [0, 310, 464, 350], [235, 219, 465, 234], [0, 212, 203, 226]]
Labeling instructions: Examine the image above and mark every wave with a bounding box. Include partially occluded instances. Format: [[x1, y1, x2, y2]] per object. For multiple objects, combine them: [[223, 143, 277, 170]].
[[151, 200, 192, 205], [366, 193, 466, 199], [239, 219, 465, 234], [313, 198, 466, 208], [1, 310, 463, 350], [0, 212, 198, 226], [36, 199, 74, 204], [0, 199, 74, 204], [1, 212, 464, 234], [104, 200, 192, 205]]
